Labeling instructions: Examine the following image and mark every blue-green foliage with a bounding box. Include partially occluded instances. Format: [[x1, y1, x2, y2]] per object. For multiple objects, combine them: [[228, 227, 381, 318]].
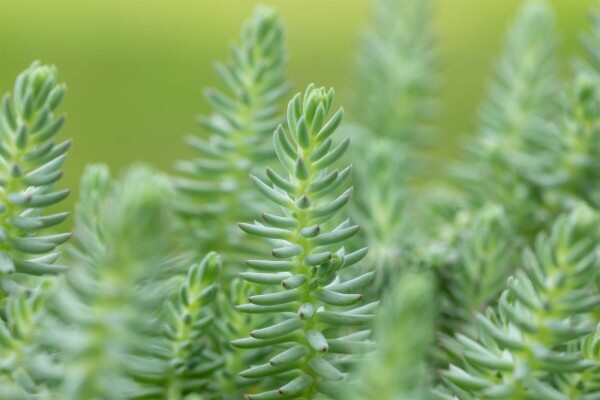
[[175, 6, 290, 263], [0, 61, 71, 286], [441, 206, 600, 399], [4, 2, 600, 400], [455, 0, 559, 239], [349, 271, 436, 400], [48, 165, 174, 399], [233, 85, 375, 399], [349, 0, 439, 297], [143, 251, 224, 400], [352, 0, 438, 145], [349, 0, 439, 296], [433, 1, 560, 336], [0, 280, 53, 398]]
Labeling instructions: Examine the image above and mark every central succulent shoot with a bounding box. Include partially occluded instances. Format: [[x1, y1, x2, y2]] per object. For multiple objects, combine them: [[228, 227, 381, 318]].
[[233, 84, 376, 399]]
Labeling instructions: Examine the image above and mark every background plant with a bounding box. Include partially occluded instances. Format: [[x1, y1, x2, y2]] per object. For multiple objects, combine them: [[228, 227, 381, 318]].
[[174, 5, 290, 268], [348, 0, 439, 297]]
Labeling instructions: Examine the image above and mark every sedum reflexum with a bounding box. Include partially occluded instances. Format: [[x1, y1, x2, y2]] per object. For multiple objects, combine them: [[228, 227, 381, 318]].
[[349, 0, 438, 296], [233, 85, 374, 399], [456, 0, 559, 239], [146, 251, 223, 400], [516, 74, 600, 211], [0, 280, 54, 398], [175, 6, 290, 262], [352, 0, 438, 145], [207, 278, 270, 398], [173, 7, 291, 397], [48, 165, 174, 399], [0, 61, 71, 289], [441, 206, 600, 399], [434, 0, 560, 338], [349, 272, 435, 400], [350, 142, 407, 294], [437, 206, 514, 335], [558, 322, 600, 398]]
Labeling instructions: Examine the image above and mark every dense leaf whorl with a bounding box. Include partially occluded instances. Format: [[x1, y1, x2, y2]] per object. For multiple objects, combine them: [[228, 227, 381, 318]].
[[348, 271, 436, 400], [441, 206, 600, 399], [455, 0, 559, 240], [0, 61, 71, 283], [233, 84, 375, 399], [175, 6, 290, 261], [49, 165, 175, 399]]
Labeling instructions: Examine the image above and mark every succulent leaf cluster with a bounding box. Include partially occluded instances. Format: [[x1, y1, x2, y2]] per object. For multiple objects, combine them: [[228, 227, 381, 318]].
[[4, 1, 600, 399], [0, 61, 70, 285], [349, 0, 439, 297], [455, 1, 560, 239], [0, 280, 53, 398], [433, 0, 564, 338], [349, 271, 436, 400], [441, 206, 600, 399], [175, 6, 290, 264], [432, 2, 600, 399], [48, 165, 174, 399], [233, 85, 375, 399]]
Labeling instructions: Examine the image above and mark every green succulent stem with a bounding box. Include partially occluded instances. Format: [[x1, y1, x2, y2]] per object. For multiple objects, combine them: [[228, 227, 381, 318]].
[[175, 6, 289, 264], [0, 281, 51, 394], [442, 207, 600, 399], [234, 84, 373, 399], [162, 252, 221, 399], [0, 61, 71, 282]]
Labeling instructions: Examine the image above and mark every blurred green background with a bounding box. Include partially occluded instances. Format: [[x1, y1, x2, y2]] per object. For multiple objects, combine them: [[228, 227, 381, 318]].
[[0, 0, 594, 210]]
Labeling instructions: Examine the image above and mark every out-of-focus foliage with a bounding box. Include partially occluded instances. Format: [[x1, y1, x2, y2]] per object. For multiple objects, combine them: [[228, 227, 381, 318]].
[[351, 142, 407, 293], [441, 206, 600, 399], [348, 271, 436, 400], [0, 280, 53, 398], [434, 1, 600, 399], [349, 0, 438, 297], [174, 6, 289, 266], [351, 0, 438, 146], [434, 1, 562, 337], [48, 165, 175, 399], [456, 1, 560, 236]]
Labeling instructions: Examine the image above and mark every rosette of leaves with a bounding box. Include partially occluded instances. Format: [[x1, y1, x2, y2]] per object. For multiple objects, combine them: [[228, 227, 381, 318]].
[[0, 61, 71, 290], [232, 85, 375, 399], [441, 206, 600, 399], [175, 6, 290, 263]]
